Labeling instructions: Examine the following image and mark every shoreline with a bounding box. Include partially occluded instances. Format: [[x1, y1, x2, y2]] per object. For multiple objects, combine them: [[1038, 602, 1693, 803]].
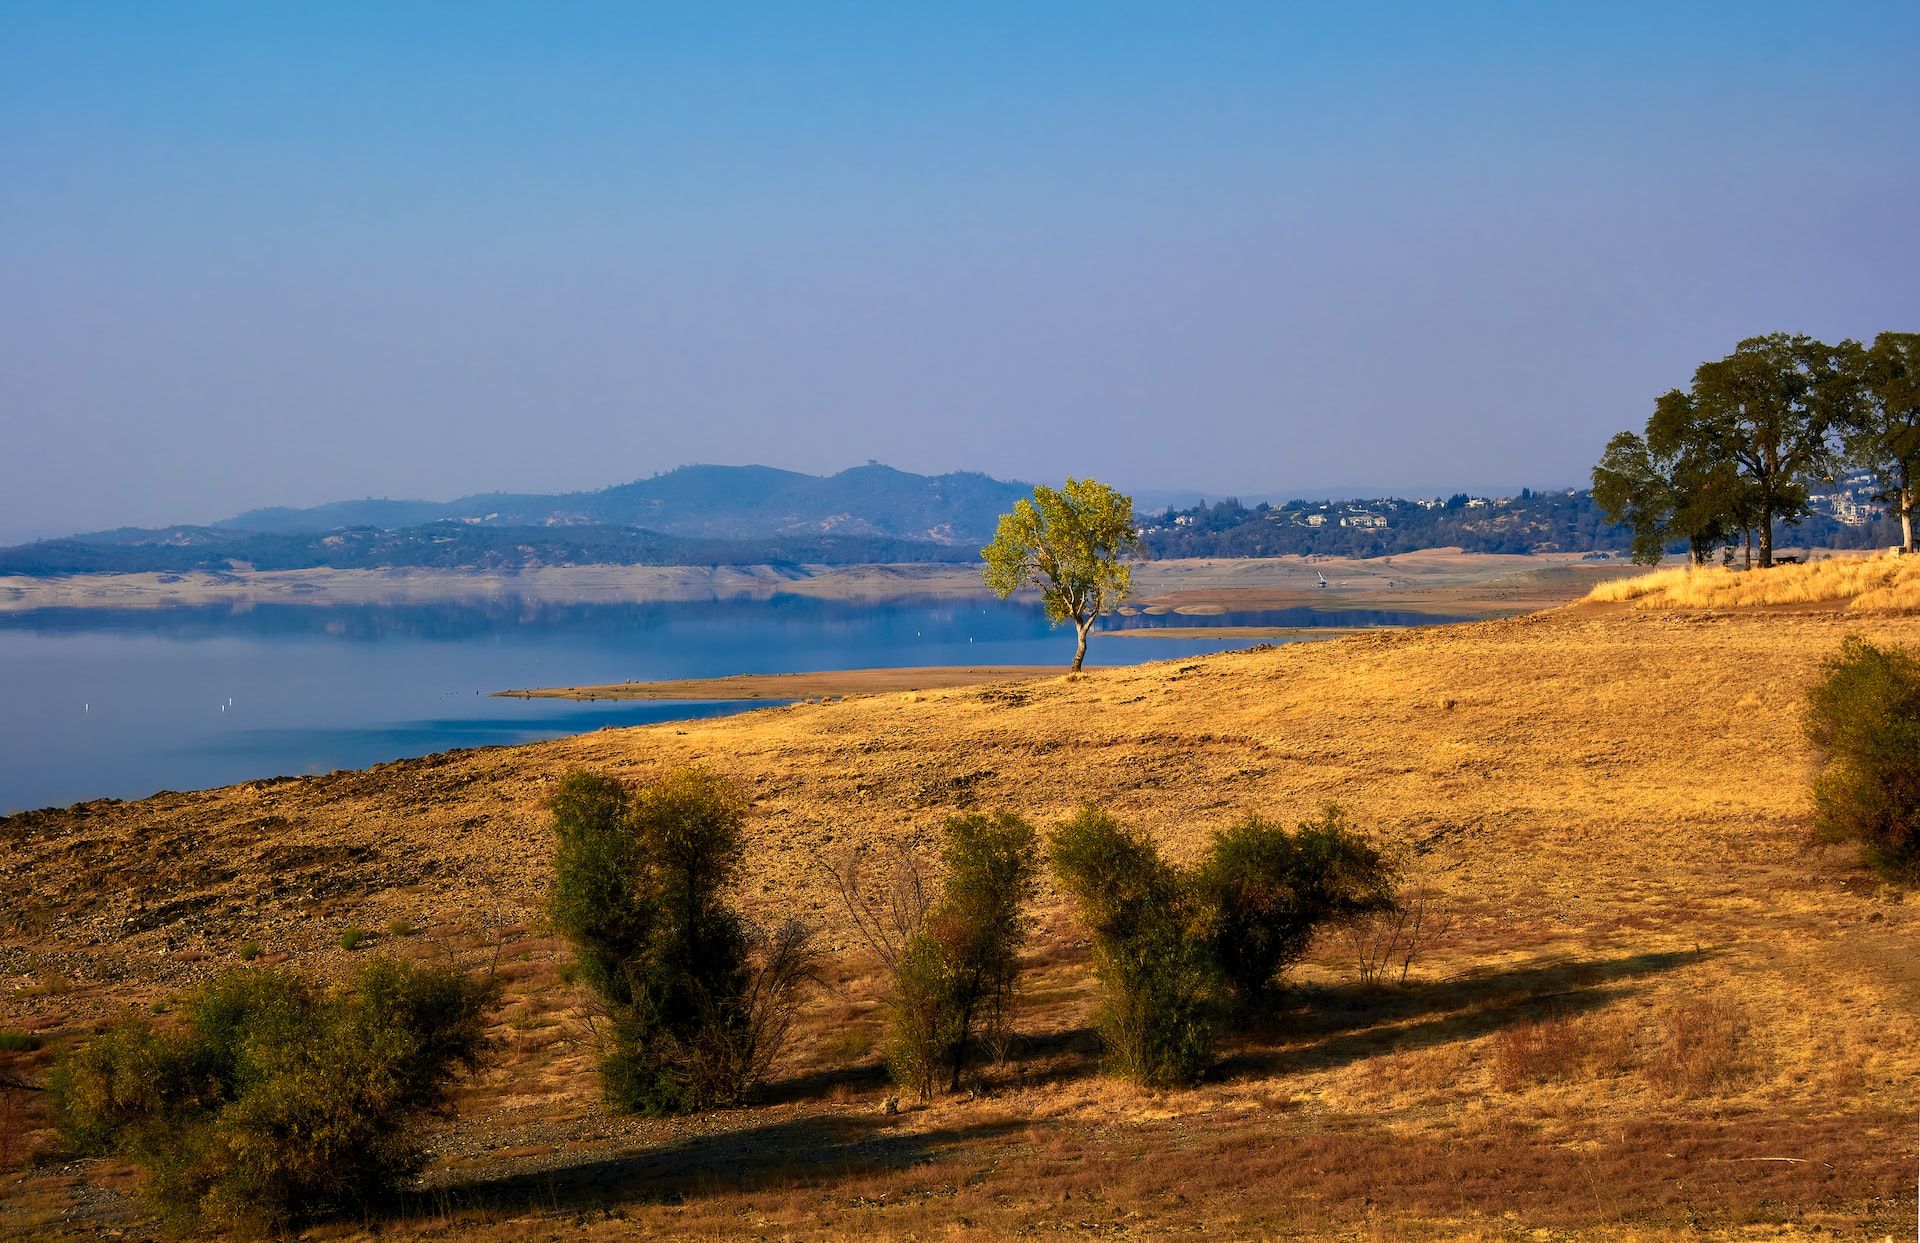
[[1097, 624, 1382, 640], [0, 549, 1640, 614], [496, 665, 1070, 701]]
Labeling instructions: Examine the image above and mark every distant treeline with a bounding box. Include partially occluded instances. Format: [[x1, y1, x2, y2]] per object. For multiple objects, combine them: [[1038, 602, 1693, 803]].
[[0, 522, 979, 576], [1136, 489, 1900, 560], [4, 496, 1901, 577]]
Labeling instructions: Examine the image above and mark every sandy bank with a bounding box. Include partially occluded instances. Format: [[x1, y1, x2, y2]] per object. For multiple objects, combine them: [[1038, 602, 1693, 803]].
[[497, 665, 1065, 701], [0, 550, 1639, 614]]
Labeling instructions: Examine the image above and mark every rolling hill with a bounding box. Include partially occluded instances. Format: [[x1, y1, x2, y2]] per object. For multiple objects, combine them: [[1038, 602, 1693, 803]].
[[3, 585, 1915, 1237]]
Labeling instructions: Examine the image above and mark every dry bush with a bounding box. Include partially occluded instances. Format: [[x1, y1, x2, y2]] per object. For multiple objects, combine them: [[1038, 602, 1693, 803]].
[[1645, 997, 1747, 1097], [0, 1066, 44, 1170], [1584, 553, 1920, 612], [1344, 872, 1452, 989]]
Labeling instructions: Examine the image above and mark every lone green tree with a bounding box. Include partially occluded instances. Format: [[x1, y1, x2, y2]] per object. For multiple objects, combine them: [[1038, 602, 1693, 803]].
[[1840, 332, 1920, 552], [981, 478, 1138, 672]]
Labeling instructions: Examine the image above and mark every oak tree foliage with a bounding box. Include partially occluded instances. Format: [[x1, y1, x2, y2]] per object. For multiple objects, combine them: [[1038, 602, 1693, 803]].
[[981, 478, 1139, 672]]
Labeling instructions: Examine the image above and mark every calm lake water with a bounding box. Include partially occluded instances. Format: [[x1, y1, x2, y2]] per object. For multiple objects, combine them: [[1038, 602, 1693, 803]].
[[0, 595, 1462, 811]]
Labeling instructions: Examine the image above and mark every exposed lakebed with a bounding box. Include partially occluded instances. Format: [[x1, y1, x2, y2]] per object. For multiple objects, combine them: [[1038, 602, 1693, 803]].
[[0, 595, 1468, 810]]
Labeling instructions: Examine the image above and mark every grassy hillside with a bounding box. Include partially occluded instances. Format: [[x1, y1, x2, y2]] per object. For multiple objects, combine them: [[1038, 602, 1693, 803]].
[[3, 600, 1917, 1238]]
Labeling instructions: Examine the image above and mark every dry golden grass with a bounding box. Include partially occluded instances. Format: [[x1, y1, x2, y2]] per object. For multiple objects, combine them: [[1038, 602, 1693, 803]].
[[5, 603, 1920, 1237], [1585, 551, 1920, 611]]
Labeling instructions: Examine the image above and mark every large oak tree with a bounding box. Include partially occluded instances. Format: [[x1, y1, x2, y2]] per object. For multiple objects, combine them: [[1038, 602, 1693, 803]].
[[1684, 333, 1851, 568]]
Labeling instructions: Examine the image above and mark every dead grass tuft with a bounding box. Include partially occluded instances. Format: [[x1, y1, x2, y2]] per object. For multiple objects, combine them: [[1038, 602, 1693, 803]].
[[1646, 996, 1748, 1098], [1492, 1008, 1588, 1090], [1585, 553, 1920, 612]]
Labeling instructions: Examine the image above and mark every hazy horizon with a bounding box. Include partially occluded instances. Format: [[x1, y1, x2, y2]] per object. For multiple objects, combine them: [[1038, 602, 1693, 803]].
[[0, 457, 1604, 546], [5, 3, 1916, 536]]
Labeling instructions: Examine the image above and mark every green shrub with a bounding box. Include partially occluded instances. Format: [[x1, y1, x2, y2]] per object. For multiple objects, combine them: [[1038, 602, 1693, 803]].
[[548, 767, 818, 1114], [1049, 807, 1219, 1087], [48, 957, 496, 1231], [919, 811, 1038, 1089], [236, 940, 262, 962], [830, 812, 1039, 1099], [338, 926, 368, 951], [1193, 805, 1396, 1010], [1805, 636, 1920, 878], [1050, 803, 1397, 1085], [386, 917, 417, 938], [0, 1029, 40, 1053]]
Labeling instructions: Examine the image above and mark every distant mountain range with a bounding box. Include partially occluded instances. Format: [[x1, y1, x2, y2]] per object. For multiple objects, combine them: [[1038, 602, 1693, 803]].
[[0, 464, 1030, 576], [215, 463, 1028, 544], [7, 462, 1890, 578]]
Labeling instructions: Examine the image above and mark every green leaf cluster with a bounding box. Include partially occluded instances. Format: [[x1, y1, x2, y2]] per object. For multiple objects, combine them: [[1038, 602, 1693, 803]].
[[1805, 637, 1920, 878], [548, 767, 812, 1113], [48, 957, 496, 1232], [981, 477, 1138, 670], [1594, 331, 1913, 565], [1049, 804, 1394, 1086], [887, 812, 1038, 1097]]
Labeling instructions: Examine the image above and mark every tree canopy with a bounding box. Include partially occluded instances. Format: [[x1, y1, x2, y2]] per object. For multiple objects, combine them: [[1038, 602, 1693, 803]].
[[1593, 330, 1908, 567], [1841, 332, 1920, 551], [981, 478, 1138, 672], [1688, 333, 1851, 567]]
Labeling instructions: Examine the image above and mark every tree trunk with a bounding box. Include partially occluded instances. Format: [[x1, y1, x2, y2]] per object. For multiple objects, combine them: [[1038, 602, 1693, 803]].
[[1758, 507, 1774, 569], [1742, 528, 1752, 570], [1903, 476, 1914, 553], [947, 994, 975, 1094], [1070, 619, 1091, 673]]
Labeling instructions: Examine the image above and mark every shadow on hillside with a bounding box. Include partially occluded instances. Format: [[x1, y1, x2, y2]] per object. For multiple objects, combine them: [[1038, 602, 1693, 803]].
[[754, 1058, 891, 1106], [1219, 948, 1706, 1080], [411, 1111, 1023, 1220], [989, 950, 1709, 1091]]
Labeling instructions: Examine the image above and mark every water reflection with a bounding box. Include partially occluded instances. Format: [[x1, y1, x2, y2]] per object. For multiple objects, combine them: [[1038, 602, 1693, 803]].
[[0, 595, 1466, 811]]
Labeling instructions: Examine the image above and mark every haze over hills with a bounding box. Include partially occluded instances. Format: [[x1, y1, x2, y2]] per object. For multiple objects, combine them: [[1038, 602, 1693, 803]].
[[212, 463, 1030, 545], [0, 462, 1897, 577]]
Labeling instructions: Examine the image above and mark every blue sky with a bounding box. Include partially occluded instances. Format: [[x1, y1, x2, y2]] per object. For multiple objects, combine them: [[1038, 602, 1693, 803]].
[[3, 2, 1916, 535]]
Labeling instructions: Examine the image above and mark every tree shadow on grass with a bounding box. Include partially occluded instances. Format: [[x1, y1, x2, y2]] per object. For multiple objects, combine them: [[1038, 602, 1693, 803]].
[[753, 1058, 892, 1106], [407, 1110, 1025, 1222], [1219, 948, 1707, 1080]]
